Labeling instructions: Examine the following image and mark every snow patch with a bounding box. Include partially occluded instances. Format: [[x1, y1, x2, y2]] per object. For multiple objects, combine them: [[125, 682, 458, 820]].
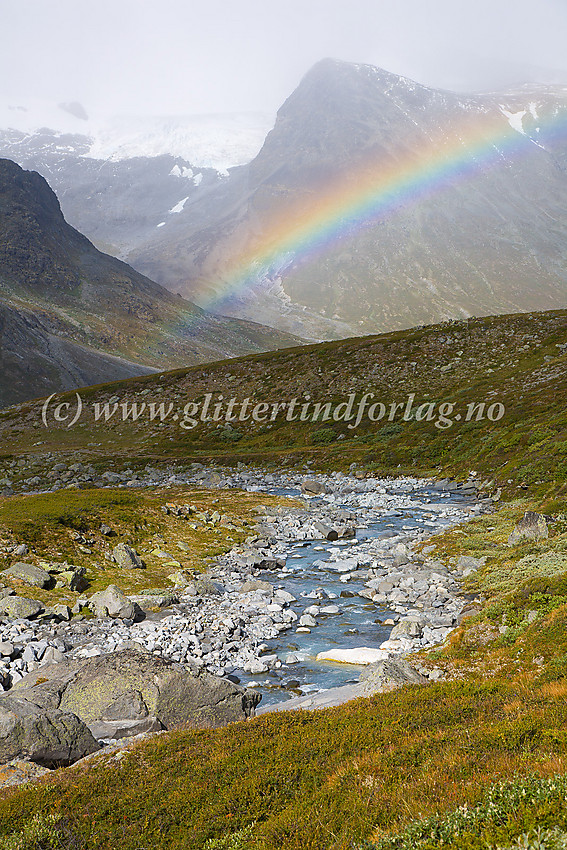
[[500, 107, 527, 134], [193, 172, 203, 186], [169, 164, 194, 179], [86, 112, 273, 171], [169, 196, 189, 215], [157, 221, 166, 228], [0, 97, 273, 172]]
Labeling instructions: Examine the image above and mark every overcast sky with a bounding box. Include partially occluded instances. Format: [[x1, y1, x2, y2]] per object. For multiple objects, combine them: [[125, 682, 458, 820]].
[[2, 0, 567, 117]]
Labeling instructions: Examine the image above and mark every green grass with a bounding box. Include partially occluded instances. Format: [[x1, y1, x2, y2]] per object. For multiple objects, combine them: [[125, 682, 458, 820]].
[[364, 774, 567, 849], [0, 489, 142, 543], [1, 308, 567, 497], [0, 486, 291, 604]]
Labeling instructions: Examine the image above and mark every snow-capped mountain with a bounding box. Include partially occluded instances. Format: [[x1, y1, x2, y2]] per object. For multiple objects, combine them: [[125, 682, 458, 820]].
[[125, 60, 567, 337], [0, 98, 272, 170], [3, 61, 567, 340], [0, 99, 273, 260]]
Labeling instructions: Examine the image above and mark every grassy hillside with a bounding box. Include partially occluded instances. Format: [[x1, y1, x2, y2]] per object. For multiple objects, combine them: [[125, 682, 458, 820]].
[[1, 309, 567, 848], [2, 308, 567, 498]]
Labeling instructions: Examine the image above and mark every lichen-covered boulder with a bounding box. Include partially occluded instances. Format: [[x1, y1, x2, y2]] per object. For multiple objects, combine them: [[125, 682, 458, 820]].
[[2, 563, 51, 589], [0, 695, 98, 766], [359, 658, 427, 693], [112, 543, 144, 569], [87, 585, 134, 620], [0, 596, 44, 620], [15, 650, 261, 738]]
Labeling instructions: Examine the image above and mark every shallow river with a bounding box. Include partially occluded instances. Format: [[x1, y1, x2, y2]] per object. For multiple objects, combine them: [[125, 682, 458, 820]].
[[236, 484, 470, 706]]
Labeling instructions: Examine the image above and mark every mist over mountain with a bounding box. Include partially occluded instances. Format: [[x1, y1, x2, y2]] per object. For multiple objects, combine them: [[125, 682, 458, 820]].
[[3, 60, 567, 339], [127, 59, 567, 337]]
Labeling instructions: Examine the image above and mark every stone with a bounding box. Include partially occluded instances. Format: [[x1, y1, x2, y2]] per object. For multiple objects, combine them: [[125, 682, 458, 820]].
[[100, 524, 114, 536], [0, 597, 43, 620], [316, 648, 389, 665], [51, 604, 72, 621], [40, 647, 65, 666], [53, 567, 88, 592], [0, 695, 99, 766], [112, 543, 144, 569], [359, 659, 428, 693], [243, 658, 268, 674], [314, 522, 338, 541], [299, 614, 317, 627], [13, 545, 29, 557], [167, 570, 194, 587], [15, 650, 260, 732], [87, 717, 163, 741], [392, 554, 409, 568], [508, 512, 549, 546], [87, 586, 135, 620], [2, 563, 51, 589], [326, 558, 358, 573], [300, 479, 327, 496], [389, 618, 423, 640], [456, 555, 486, 573], [240, 579, 273, 594], [0, 759, 51, 790], [195, 577, 222, 596], [0, 643, 13, 657], [273, 590, 296, 604]]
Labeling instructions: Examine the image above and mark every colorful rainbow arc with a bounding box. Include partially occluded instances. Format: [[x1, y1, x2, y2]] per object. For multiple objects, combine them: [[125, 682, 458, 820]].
[[186, 105, 567, 315]]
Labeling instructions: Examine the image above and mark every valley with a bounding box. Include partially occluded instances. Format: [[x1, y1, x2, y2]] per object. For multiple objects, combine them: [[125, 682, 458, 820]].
[[2, 28, 567, 850]]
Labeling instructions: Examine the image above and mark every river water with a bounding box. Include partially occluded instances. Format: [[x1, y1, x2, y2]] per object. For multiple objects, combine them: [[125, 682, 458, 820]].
[[235, 483, 471, 706]]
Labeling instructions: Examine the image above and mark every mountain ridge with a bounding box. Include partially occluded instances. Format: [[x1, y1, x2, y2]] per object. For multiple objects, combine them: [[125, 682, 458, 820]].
[[0, 158, 304, 407], [126, 59, 567, 337]]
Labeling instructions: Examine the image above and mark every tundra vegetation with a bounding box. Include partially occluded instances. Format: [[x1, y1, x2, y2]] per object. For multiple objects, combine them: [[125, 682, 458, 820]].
[[0, 309, 566, 848]]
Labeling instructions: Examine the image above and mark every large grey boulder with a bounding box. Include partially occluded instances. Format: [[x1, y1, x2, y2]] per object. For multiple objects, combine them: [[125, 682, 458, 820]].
[[2, 563, 52, 589], [301, 479, 327, 495], [508, 511, 549, 545], [389, 618, 423, 640], [0, 596, 44, 620], [0, 695, 98, 766], [112, 543, 144, 569], [14, 649, 261, 738], [87, 585, 134, 619], [359, 658, 428, 693], [314, 521, 339, 541]]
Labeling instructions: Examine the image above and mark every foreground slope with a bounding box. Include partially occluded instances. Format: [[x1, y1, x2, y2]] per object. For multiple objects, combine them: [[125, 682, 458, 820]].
[[0, 312, 567, 847], [0, 159, 303, 407]]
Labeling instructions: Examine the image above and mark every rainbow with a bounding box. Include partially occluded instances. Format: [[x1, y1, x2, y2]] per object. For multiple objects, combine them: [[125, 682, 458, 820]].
[[191, 104, 567, 314]]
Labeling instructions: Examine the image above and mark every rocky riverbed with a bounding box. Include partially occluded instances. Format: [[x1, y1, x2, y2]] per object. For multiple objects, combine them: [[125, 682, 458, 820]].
[[0, 464, 491, 715]]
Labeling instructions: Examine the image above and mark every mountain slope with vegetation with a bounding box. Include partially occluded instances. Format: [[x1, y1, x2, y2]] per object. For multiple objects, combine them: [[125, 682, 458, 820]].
[[3, 306, 566, 499], [0, 158, 303, 407]]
